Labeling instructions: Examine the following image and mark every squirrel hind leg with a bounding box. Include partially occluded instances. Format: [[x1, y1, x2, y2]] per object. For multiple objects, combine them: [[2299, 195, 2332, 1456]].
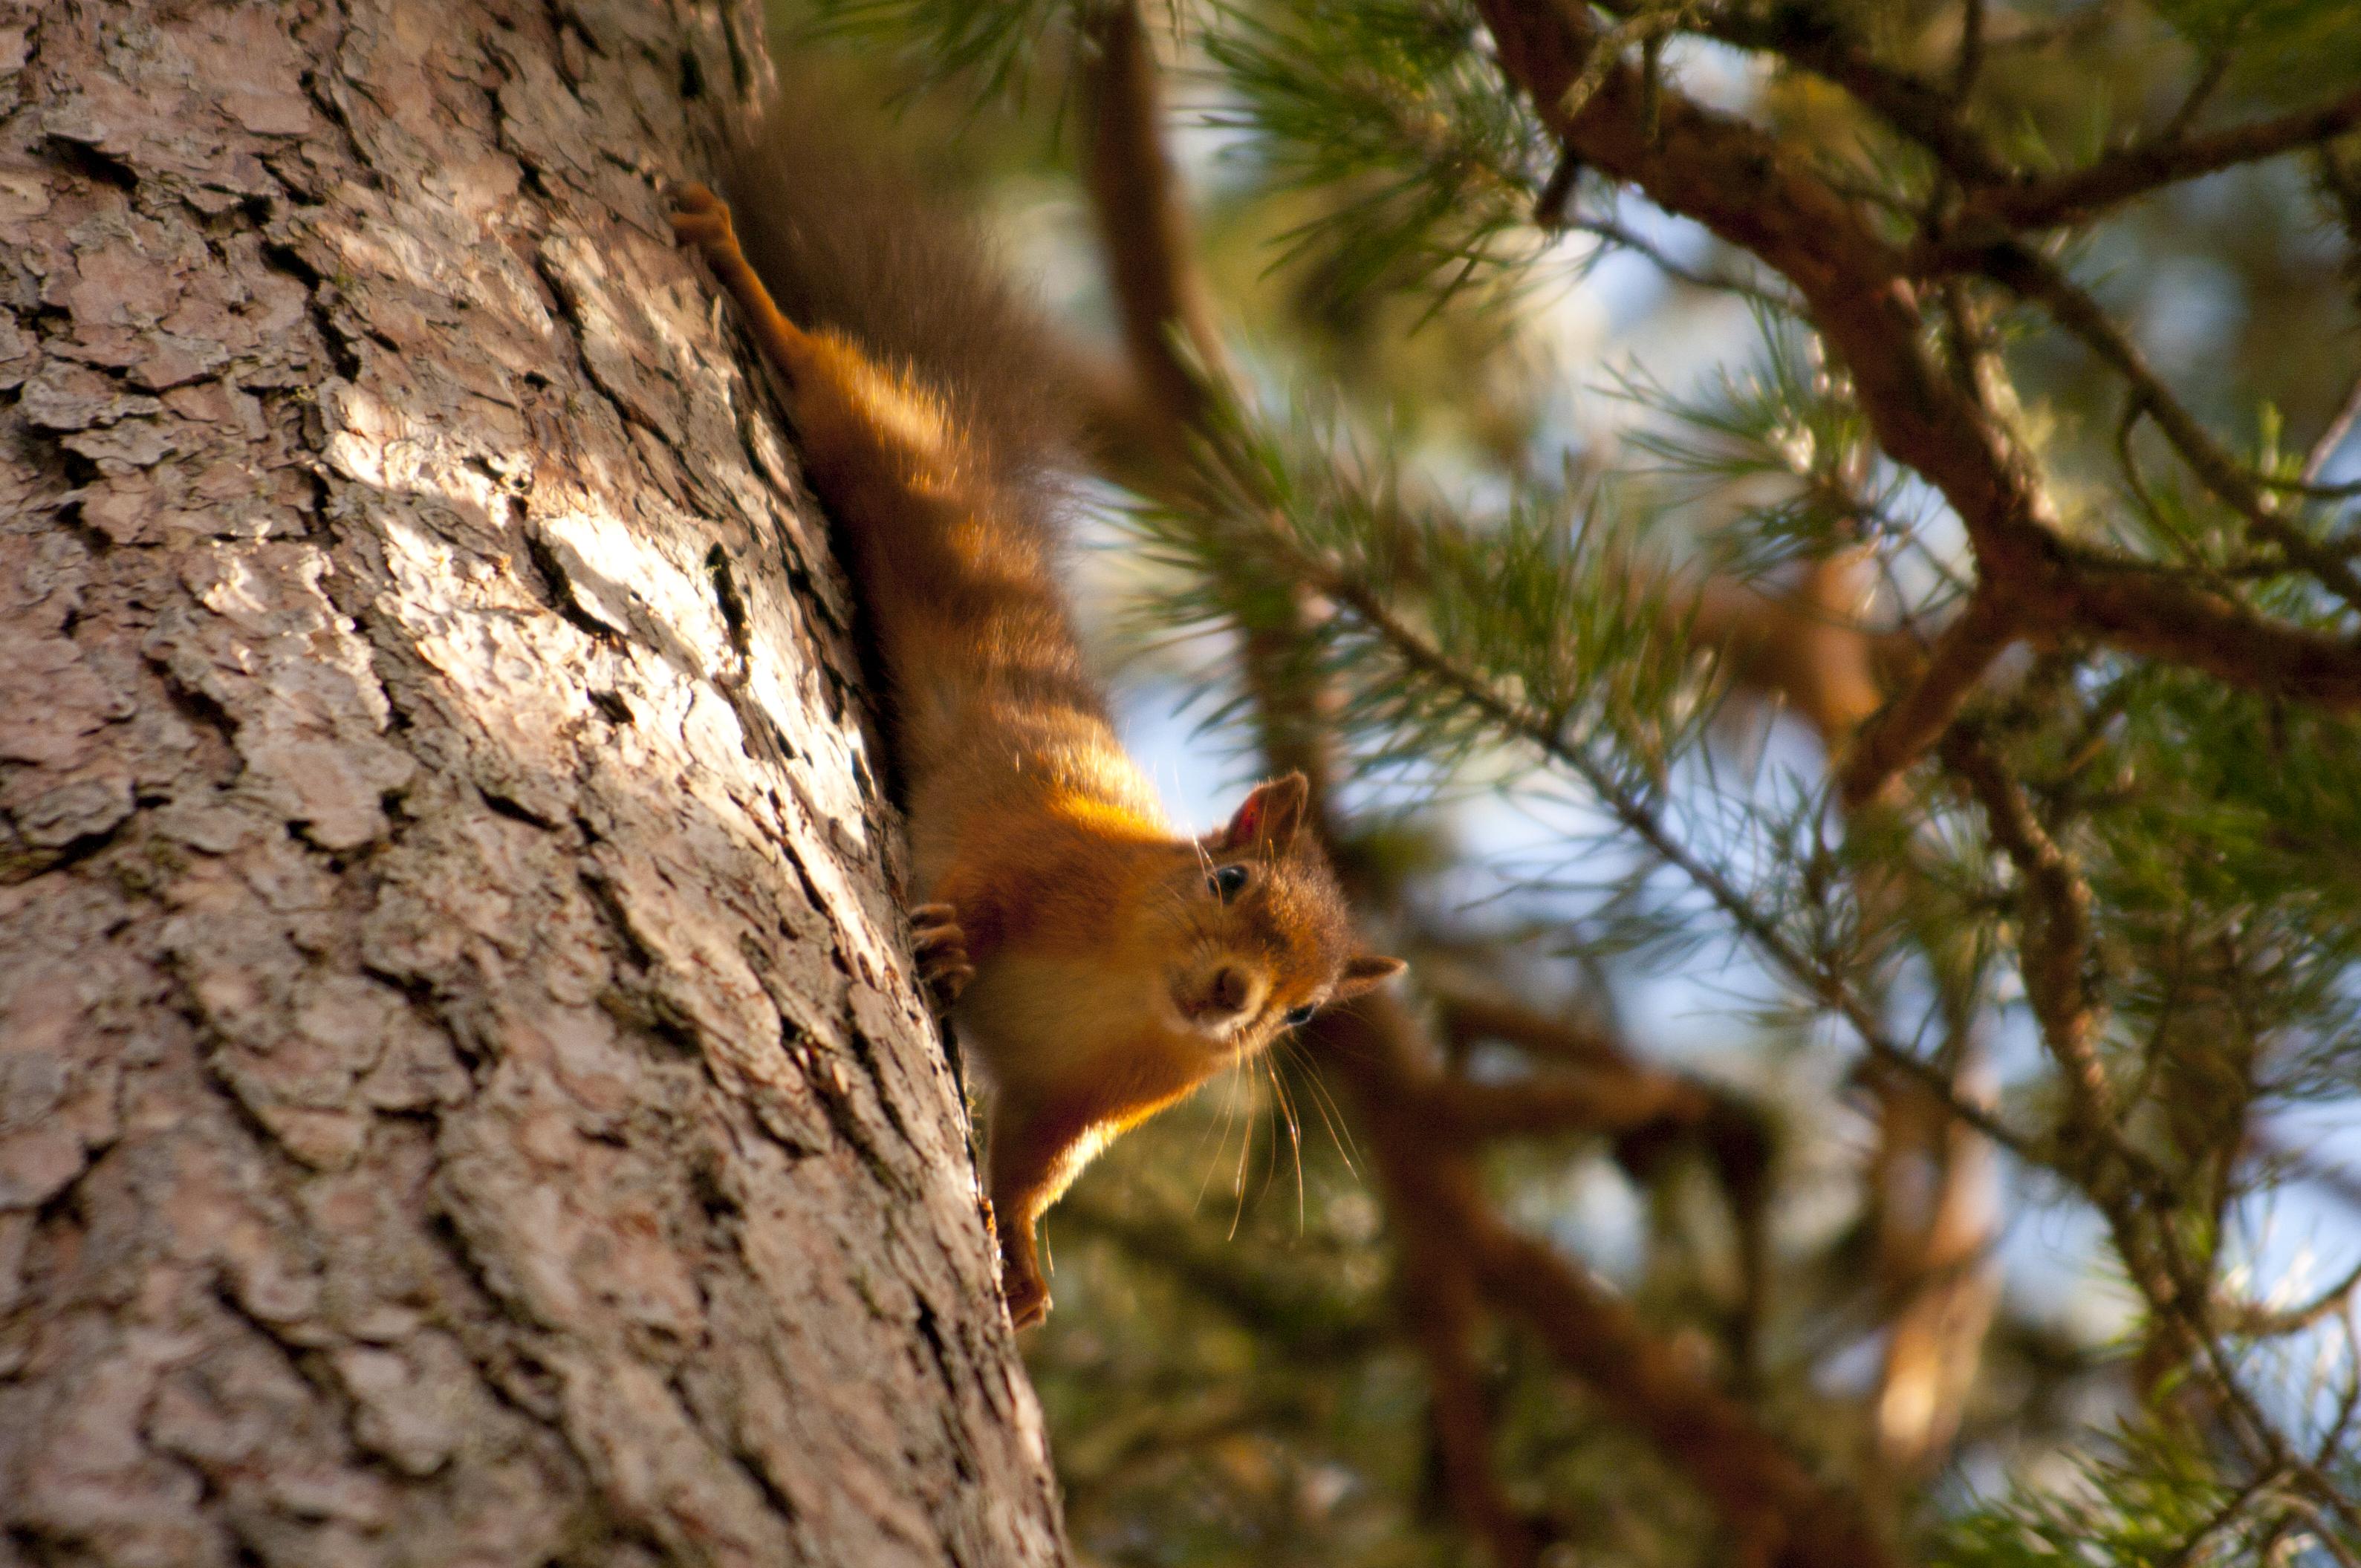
[[668, 182, 735, 249], [671, 182, 825, 391]]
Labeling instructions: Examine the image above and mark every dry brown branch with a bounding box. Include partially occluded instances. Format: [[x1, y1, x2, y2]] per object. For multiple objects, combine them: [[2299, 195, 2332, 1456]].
[[1436, 987, 1629, 1070], [1438, 984, 1776, 1362], [1432, 1070, 1709, 1143], [1080, 0, 1225, 443], [1461, 1217, 1884, 1568], [1433, 991, 1747, 1156], [1076, 0, 1347, 807]]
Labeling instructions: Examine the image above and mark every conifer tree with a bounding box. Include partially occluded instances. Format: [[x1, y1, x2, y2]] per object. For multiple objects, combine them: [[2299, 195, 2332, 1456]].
[[816, 1, 2361, 1563]]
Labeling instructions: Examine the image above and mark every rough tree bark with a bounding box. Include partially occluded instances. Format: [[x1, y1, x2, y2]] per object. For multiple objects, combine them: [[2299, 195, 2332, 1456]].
[[0, 3, 1068, 1566]]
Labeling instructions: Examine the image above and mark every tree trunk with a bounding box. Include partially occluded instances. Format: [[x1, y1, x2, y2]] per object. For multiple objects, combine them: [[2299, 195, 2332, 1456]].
[[0, 3, 1068, 1565]]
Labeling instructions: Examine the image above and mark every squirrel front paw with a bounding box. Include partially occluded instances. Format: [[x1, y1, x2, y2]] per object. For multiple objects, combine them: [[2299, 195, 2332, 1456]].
[[982, 1196, 1053, 1328], [1001, 1266, 1050, 1331], [909, 902, 974, 1012]]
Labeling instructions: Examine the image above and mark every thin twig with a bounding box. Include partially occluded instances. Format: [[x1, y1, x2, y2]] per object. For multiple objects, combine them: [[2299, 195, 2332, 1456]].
[[1646, 0, 2010, 186], [1977, 241, 2361, 610], [1951, 0, 1985, 103], [1964, 85, 2361, 231], [1568, 214, 1797, 309], [2214, 1252, 2361, 1338], [2157, 1464, 2285, 1568], [2302, 366, 2361, 488], [1937, 727, 2114, 1136], [2162, 50, 2233, 142]]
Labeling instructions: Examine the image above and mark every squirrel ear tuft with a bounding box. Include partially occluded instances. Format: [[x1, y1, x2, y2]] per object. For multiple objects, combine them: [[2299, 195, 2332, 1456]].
[[1334, 954, 1406, 998], [1211, 771, 1310, 853]]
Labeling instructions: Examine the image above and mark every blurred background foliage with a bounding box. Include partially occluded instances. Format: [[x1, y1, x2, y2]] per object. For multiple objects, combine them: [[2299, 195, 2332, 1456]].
[[762, 2, 2361, 1563]]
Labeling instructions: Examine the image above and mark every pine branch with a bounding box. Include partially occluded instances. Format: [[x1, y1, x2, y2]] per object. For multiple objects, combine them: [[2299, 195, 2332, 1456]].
[[1265, 515, 2043, 1165], [1966, 238, 2361, 610], [1319, 992, 1903, 1568], [1959, 85, 2361, 233], [1839, 588, 2019, 807], [1397, 1247, 1546, 1568], [1938, 727, 2116, 1137], [1935, 728, 2361, 1538], [1081, 0, 1224, 443], [1474, 0, 2361, 804]]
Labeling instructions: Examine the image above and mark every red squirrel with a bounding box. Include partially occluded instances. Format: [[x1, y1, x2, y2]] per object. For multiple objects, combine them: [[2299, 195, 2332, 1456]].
[[670, 108, 1402, 1328]]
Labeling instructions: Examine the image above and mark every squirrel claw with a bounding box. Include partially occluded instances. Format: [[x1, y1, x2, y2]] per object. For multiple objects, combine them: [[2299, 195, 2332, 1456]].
[[909, 902, 972, 1012]]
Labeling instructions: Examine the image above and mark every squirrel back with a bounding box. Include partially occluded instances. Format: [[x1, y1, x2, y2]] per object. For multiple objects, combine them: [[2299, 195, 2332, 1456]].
[[719, 97, 1075, 545]]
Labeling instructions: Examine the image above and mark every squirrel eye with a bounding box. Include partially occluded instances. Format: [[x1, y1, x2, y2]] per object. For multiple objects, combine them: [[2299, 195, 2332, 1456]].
[[1207, 864, 1249, 902], [1283, 1003, 1316, 1028]]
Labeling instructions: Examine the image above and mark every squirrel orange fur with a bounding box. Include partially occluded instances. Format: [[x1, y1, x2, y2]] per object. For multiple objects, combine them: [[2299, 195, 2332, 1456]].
[[670, 108, 1402, 1329]]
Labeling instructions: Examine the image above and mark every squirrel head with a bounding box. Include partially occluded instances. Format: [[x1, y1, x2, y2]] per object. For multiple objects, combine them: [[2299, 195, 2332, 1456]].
[[1151, 772, 1403, 1053]]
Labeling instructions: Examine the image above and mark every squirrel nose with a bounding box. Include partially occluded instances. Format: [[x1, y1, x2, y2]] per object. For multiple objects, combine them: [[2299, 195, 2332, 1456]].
[[1208, 966, 1250, 1015]]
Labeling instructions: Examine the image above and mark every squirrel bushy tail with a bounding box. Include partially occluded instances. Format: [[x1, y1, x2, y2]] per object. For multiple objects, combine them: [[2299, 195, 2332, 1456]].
[[718, 97, 1076, 536]]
